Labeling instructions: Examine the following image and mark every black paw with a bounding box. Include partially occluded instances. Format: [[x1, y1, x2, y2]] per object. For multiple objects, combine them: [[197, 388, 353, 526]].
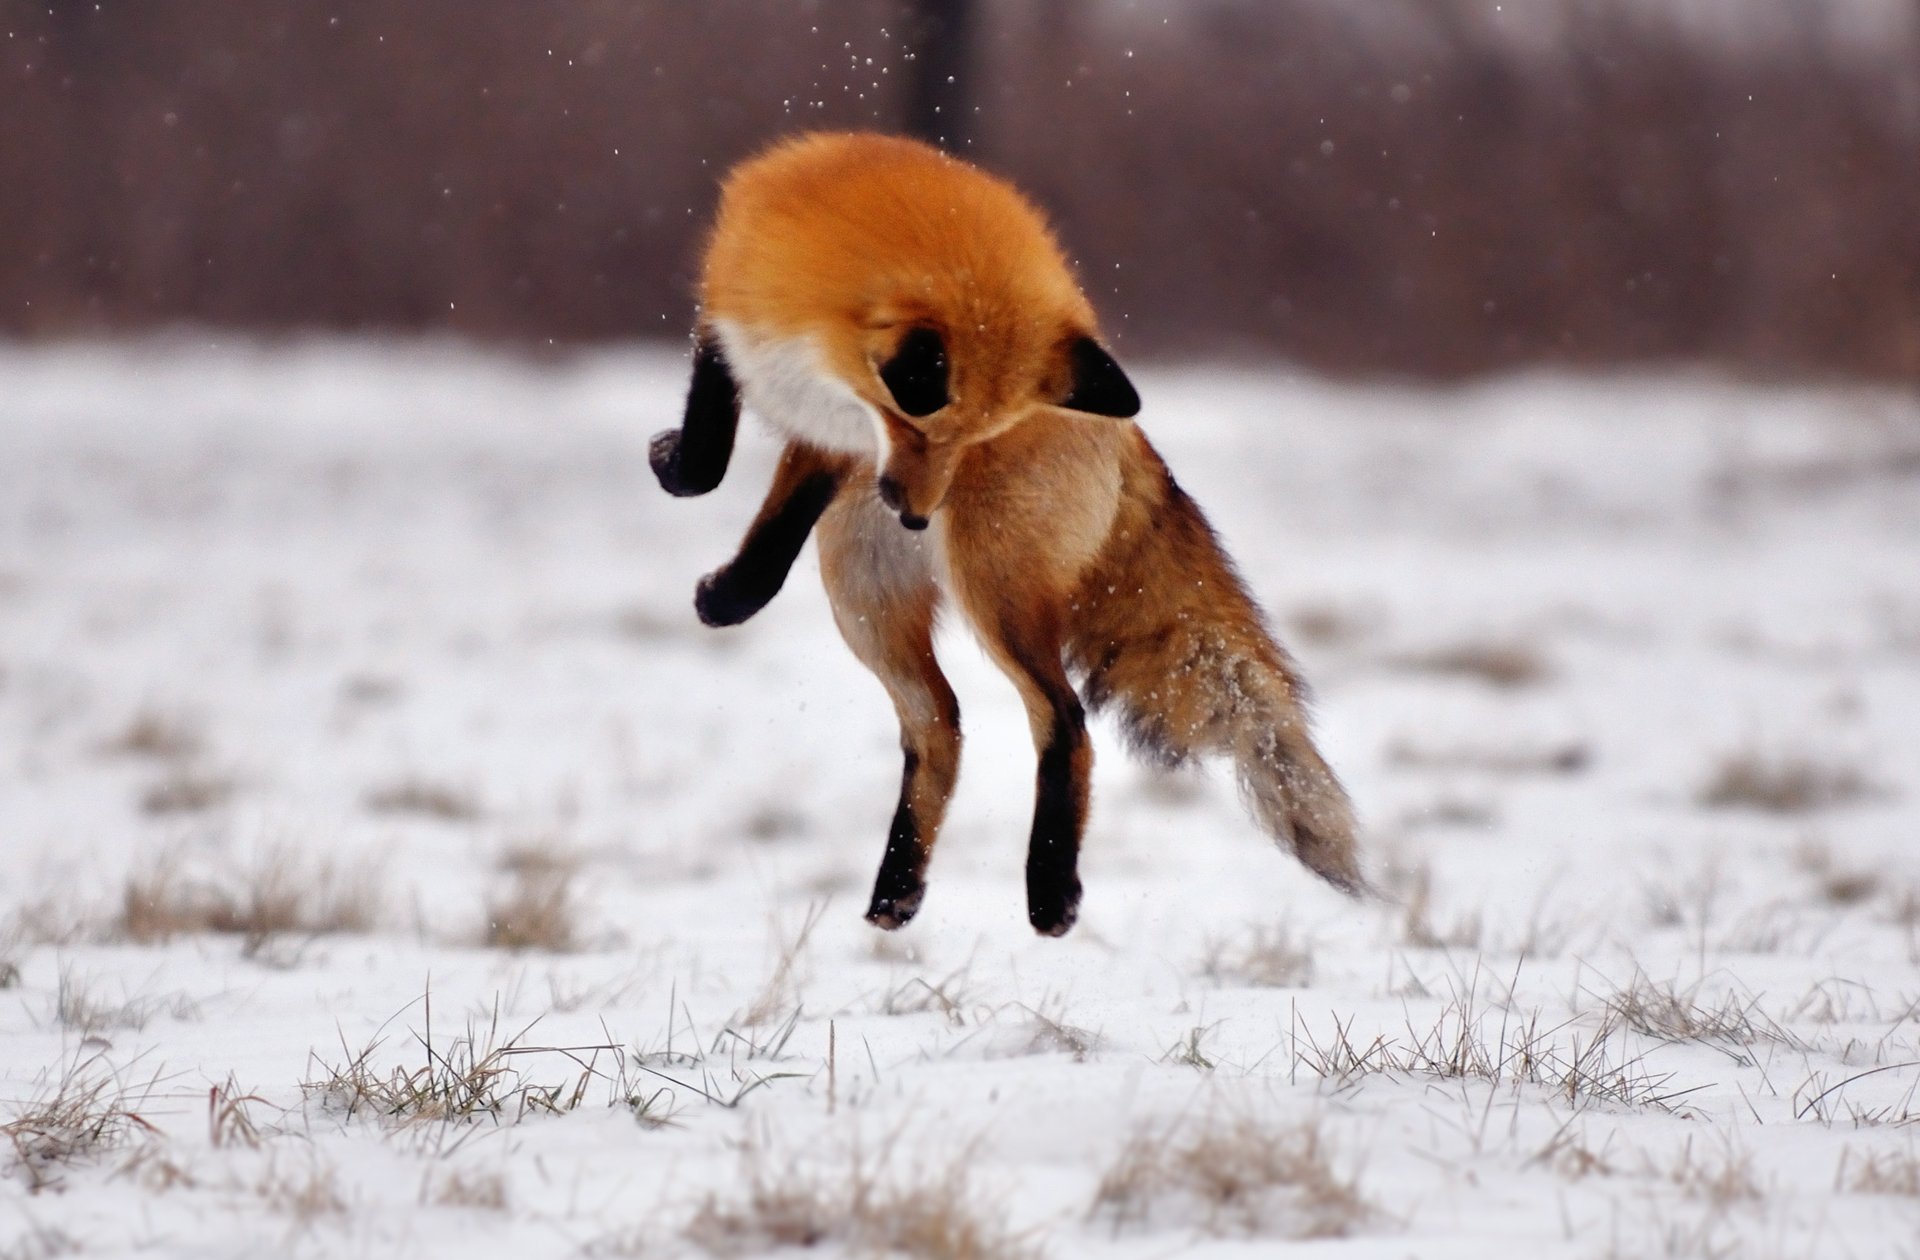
[[694, 570, 766, 627], [1026, 875, 1082, 938], [865, 881, 925, 931], [649, 429, 705, 497]]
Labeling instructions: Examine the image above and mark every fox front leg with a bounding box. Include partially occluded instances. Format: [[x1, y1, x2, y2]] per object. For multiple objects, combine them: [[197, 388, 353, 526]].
[[694, 443, 848, 627], [650, 335, 741, 498]]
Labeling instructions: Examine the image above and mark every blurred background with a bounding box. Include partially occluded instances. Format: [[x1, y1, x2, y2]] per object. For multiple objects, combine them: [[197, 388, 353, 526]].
[[6, 0, 1918, 380]]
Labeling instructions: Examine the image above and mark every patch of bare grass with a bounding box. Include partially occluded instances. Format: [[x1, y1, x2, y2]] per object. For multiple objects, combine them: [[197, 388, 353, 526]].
[[1792, 1061, 1920, 1128], [1292, 973, 1695, 1114], [1386, 738, 1591, 776], [52, 966, 200, 1037], [1005, 1003, 1101, 1062], [139, 765, 236, 815], [0, 1222, 83, 1260], [1699, 751, 1882, 814], [1162, 1025, 1220, 1071], [305, 995, 623, 1129], [685, 1139, 1042, 1260], [1386, 639, 1553, 689], [483, 862, 578, 953], [737, 901, 826, 1028], [255, 1155, 348, 1223], [1836, 1145, 1920, 1196], [2, 1051, 162, 1192], [1601, 972, 1796, 1051], [429, 1167, 510, 1211], [1399, 795, 1500, 830], [1792, 838, 1882, 906], [1285, 601, 1377, 649], [363, 777, 482, 822], [877, 967, 975, 1026], [1661, 1137, 1763, 1208], [1090, 1113, 1373, 1239], [1200, 925, 1315, 988], [1398, 865, 1484, 951], [100, 708, 203, 761], [118, 849, 381, 950]]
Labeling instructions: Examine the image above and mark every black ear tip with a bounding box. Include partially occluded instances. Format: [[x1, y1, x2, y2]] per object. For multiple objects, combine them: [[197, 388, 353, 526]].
[[1062, 336, 1140, 418]]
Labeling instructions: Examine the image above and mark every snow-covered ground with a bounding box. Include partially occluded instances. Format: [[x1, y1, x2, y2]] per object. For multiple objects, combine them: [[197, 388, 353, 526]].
[[2, 340, 1917, 1258]]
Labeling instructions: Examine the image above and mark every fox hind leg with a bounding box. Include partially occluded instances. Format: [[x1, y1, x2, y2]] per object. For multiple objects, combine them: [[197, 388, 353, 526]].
[[977, 612, 1090, 937], [816, 494, 960, 929]]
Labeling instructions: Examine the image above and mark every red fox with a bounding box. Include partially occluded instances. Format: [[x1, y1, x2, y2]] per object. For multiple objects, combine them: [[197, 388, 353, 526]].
[[651, 132, 1361, 935]]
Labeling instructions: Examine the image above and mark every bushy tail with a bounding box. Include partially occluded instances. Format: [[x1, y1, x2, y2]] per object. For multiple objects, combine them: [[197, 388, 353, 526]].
[[1225, 660, 1366, 895], [1070, 457, 1365, 895]]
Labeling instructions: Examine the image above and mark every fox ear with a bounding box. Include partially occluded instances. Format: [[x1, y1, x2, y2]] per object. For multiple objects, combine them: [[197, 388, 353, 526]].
[[1060, 336, 1140, 418], [879, 327, 949, 417]]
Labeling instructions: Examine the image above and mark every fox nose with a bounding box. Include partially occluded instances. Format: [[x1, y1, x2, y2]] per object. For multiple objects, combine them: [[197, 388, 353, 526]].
[[876, 475, 929, 529]]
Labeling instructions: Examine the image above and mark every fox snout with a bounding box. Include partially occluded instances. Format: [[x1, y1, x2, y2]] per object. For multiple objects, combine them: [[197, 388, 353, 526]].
[[875, 474, 930, 530]]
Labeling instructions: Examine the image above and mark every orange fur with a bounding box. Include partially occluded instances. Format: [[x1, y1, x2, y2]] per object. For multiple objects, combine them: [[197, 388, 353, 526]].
[[667, 132, 1362, 934]]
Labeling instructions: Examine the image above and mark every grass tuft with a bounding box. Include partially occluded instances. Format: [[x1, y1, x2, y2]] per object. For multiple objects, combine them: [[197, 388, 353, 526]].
[[118, 849, 380, 950], [1601, 972, 1795, 1050], [1836, 1145, 1920, 1197], [1091, 1113, 1373, 1239], [363, 777, 483, 822], [304, 995, 620, 1129], [483, 862, 578, 953], [429, 1167, 510, 1211], [1292, 972, 1694, 1113], [1200, 925, 1315, 988], [685, 1140, 1042, 1260], [139, 766, 235, 815], [1699, 751, 1881, 814], [1387, 639, 1553, 689], [52, 966, 200, 1037], [1, 1051, 161, 1192], [101, 708, 204, 761]]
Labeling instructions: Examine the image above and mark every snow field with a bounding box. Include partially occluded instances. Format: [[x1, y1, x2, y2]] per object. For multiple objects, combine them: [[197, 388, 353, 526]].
[[1, 341, 1918, 1257]]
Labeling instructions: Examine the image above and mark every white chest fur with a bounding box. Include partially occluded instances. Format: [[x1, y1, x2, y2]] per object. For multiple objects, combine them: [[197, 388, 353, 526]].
[[710, 319, 880, 457]]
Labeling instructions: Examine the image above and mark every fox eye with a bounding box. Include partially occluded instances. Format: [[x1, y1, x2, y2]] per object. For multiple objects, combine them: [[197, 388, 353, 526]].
[[878, 327, 949, 417]]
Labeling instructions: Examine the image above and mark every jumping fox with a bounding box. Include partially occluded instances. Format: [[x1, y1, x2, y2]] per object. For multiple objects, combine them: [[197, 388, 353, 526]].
[[651, 132, 1362, 935]]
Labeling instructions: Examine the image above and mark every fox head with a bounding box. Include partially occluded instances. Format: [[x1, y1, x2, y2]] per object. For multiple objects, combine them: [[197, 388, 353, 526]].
[[858, 319, 1140, 530], [699, 132, 1144, 528]]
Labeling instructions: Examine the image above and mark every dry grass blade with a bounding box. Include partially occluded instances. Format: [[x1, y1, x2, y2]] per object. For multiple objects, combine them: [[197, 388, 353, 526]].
[[1091, 1114, 1373, 1239], [738, 900, 826, 1028], [877, 967, 974, 1025]]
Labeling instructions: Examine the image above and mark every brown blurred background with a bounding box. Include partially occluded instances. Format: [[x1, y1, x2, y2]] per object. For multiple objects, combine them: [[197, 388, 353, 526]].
[[4, 0, 1918, 380]]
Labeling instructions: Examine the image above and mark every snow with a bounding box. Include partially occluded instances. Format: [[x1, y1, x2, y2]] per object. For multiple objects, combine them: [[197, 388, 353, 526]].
[[2, 339, 1917, 1257]]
